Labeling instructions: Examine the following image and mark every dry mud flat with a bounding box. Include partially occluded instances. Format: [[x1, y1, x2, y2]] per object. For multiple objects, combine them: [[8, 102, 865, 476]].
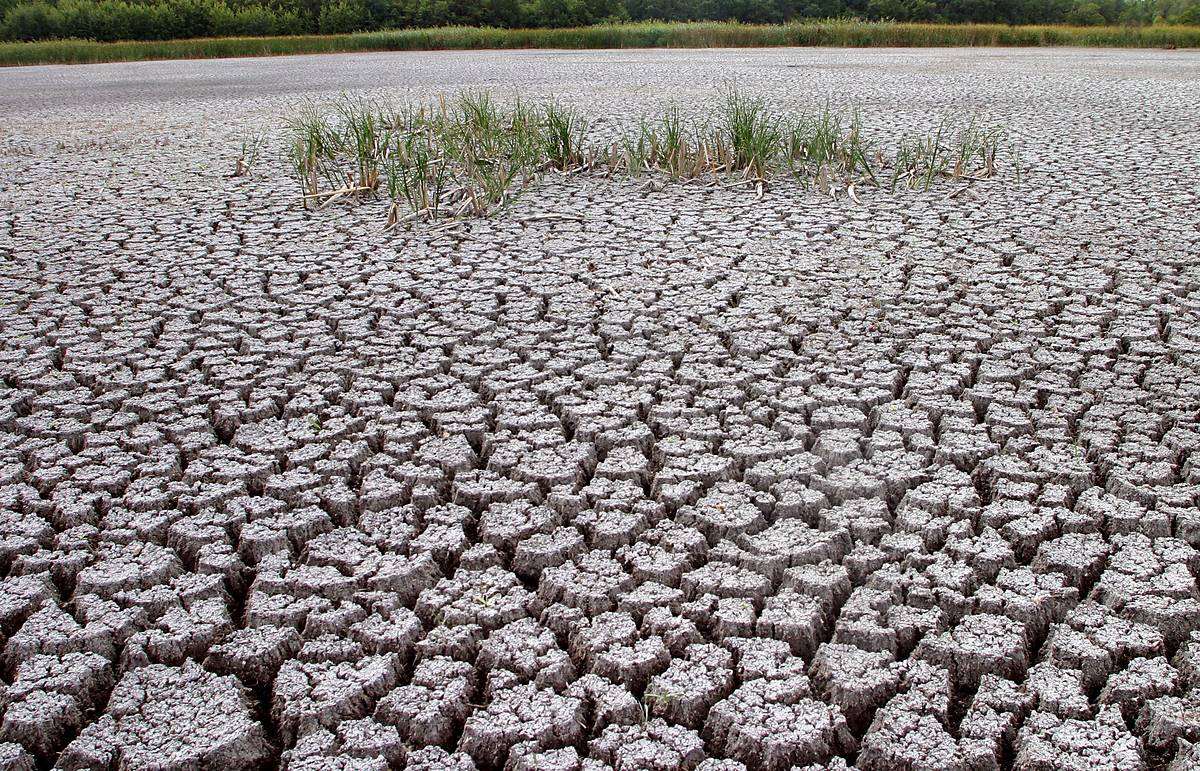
[[0, 48, 1199, 770]]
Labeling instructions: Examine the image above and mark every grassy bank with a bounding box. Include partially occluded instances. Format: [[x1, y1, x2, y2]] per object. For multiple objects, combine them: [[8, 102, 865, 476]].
[[2, 20, 1198, 66]]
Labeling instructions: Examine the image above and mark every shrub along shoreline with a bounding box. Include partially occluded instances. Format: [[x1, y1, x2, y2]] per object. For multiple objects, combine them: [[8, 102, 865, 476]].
[[1, 21, 1198, 67]]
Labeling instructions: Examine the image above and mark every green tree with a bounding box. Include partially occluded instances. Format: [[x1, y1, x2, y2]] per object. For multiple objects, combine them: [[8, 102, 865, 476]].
[[1066, 0, 1106, 22]]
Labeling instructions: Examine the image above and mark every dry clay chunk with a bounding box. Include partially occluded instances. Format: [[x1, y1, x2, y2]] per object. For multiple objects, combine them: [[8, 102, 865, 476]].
[[56, 662, 268, 770]]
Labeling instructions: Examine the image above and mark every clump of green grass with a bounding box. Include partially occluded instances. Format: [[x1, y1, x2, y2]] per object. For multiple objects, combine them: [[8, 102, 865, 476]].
[[285, 87, 1009, 228], [288, 105, 344, 207], [720, 91, 782, 179], [888, 119, 1003, 191], [233, 129, 264, 177], [338, 97, 389, 192], [541, 101, 589, 172], [786, 106, 878, 194]]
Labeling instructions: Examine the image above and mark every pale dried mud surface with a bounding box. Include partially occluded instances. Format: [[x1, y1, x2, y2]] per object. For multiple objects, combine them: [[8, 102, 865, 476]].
[[0, 48, 1199, 771]]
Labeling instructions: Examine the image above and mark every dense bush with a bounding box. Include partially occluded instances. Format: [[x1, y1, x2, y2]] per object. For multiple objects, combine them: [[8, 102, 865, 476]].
[[2, 0, 310, 39], [2, 0, 1198, 41]]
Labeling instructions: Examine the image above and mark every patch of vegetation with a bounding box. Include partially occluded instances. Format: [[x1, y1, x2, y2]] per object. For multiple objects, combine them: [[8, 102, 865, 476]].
[[3, 0, 1200, 47], [2, 20, 1199, 66], [285, 89, 1009, 230]]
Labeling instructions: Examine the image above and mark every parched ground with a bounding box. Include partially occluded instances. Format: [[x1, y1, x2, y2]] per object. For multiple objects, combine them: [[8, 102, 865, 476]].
[[0, 48, 1199, 770]]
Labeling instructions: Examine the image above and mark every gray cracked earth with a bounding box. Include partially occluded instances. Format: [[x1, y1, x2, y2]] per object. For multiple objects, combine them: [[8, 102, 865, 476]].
[[1, 47, 1199, 770]]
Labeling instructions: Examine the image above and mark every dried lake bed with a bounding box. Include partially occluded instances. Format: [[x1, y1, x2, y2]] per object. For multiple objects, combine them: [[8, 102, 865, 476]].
[[0, 48, 1199, 770]]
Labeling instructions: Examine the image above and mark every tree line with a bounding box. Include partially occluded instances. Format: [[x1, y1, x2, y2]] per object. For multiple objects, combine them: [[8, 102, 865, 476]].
[[3, 0, 1197, 42]]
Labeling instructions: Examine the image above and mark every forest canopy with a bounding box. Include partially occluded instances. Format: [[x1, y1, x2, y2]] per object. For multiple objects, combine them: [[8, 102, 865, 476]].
[[2, 0, 1197, 43]]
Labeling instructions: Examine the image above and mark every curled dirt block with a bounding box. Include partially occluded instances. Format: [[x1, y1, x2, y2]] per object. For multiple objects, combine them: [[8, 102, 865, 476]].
[[1014, 706, 1148, 770], [914, 613, 1030, 690], [618, 582, 686, 619], [1134, 691, 1200, 753], [819, 499, 893, 547], [743, 454, 826, 494], [942, 527, 1015, 586], [769, 481, 830, 525], [273, 654, 399, 747], [1024, 662, 1091, 719], [780, 563, 852, 612], [0, 743, 34, 771], [575, 507, 652, 550], [252, 555, 357, 606], [1099, 657, 1181, 721], [0, 652, 111, 758], [3, 600, 114, 674], [414, 623, 486, 662], [1076, 488, 1161, 538], [842, 542, 903, 588], [572, 611, 671, 692], [412, 512, 472, 571], [458, 682, 584, 768], [357, 508, 419, 554], [282, 719, 406, 770], [119, 595, 233, 670], [594, 446, 652, 484], [452, 469, 540, 511], [832, 587, 898, 655], [365, 551, 442, 607], [1031, 532, 1110, 590], [513, 527, 585, 581], [973, 567, 1078, 640], [1044, 601, 1166, 691], [680, 561, 770, 603], [348, 607, 423, 658], [715, 519, 851, 584], [302, 528, 386, 577], [297, 634, 367, 664], [958, 674, 1034, 766], [580, 478, 648, 517], [416, 566, 534, 632], [565, 673, 641, 733], [856, 699, 967, 771], [756, 589, 828, 658], [705, 674, 856, 771], [642, 607, 704, 658], [204, 624, 302, 691], [711, 597, 756, 640], [404, 746, 479, 770], [1120, 594, 1200, 652], [459, 543, 503, 570], [539, 551, 634, 615], [886, 604, 949, 659], [1093, 534, 1199, 608], [506, 744, 592, 771], [980, 501, 1061, 563], [479, 501, 560, 553], [477, 618, 575, 694], [809, 643, 901, 732], [722, 637, 804, 682], [675, 482, 771, 546], [589, 718, 705, 771], [374, 656, 477, 748], [616, 520, 707, 587], [73, 541, 183, 599], [57, 661, 268, 770], [644, 643, 734, 729]]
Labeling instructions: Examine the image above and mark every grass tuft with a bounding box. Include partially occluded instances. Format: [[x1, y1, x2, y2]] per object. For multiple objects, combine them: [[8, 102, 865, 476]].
[[282, 87, 1011, 229]]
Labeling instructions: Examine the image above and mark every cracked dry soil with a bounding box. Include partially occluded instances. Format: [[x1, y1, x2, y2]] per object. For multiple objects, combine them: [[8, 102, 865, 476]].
[[0, 47, 1199, 771]]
